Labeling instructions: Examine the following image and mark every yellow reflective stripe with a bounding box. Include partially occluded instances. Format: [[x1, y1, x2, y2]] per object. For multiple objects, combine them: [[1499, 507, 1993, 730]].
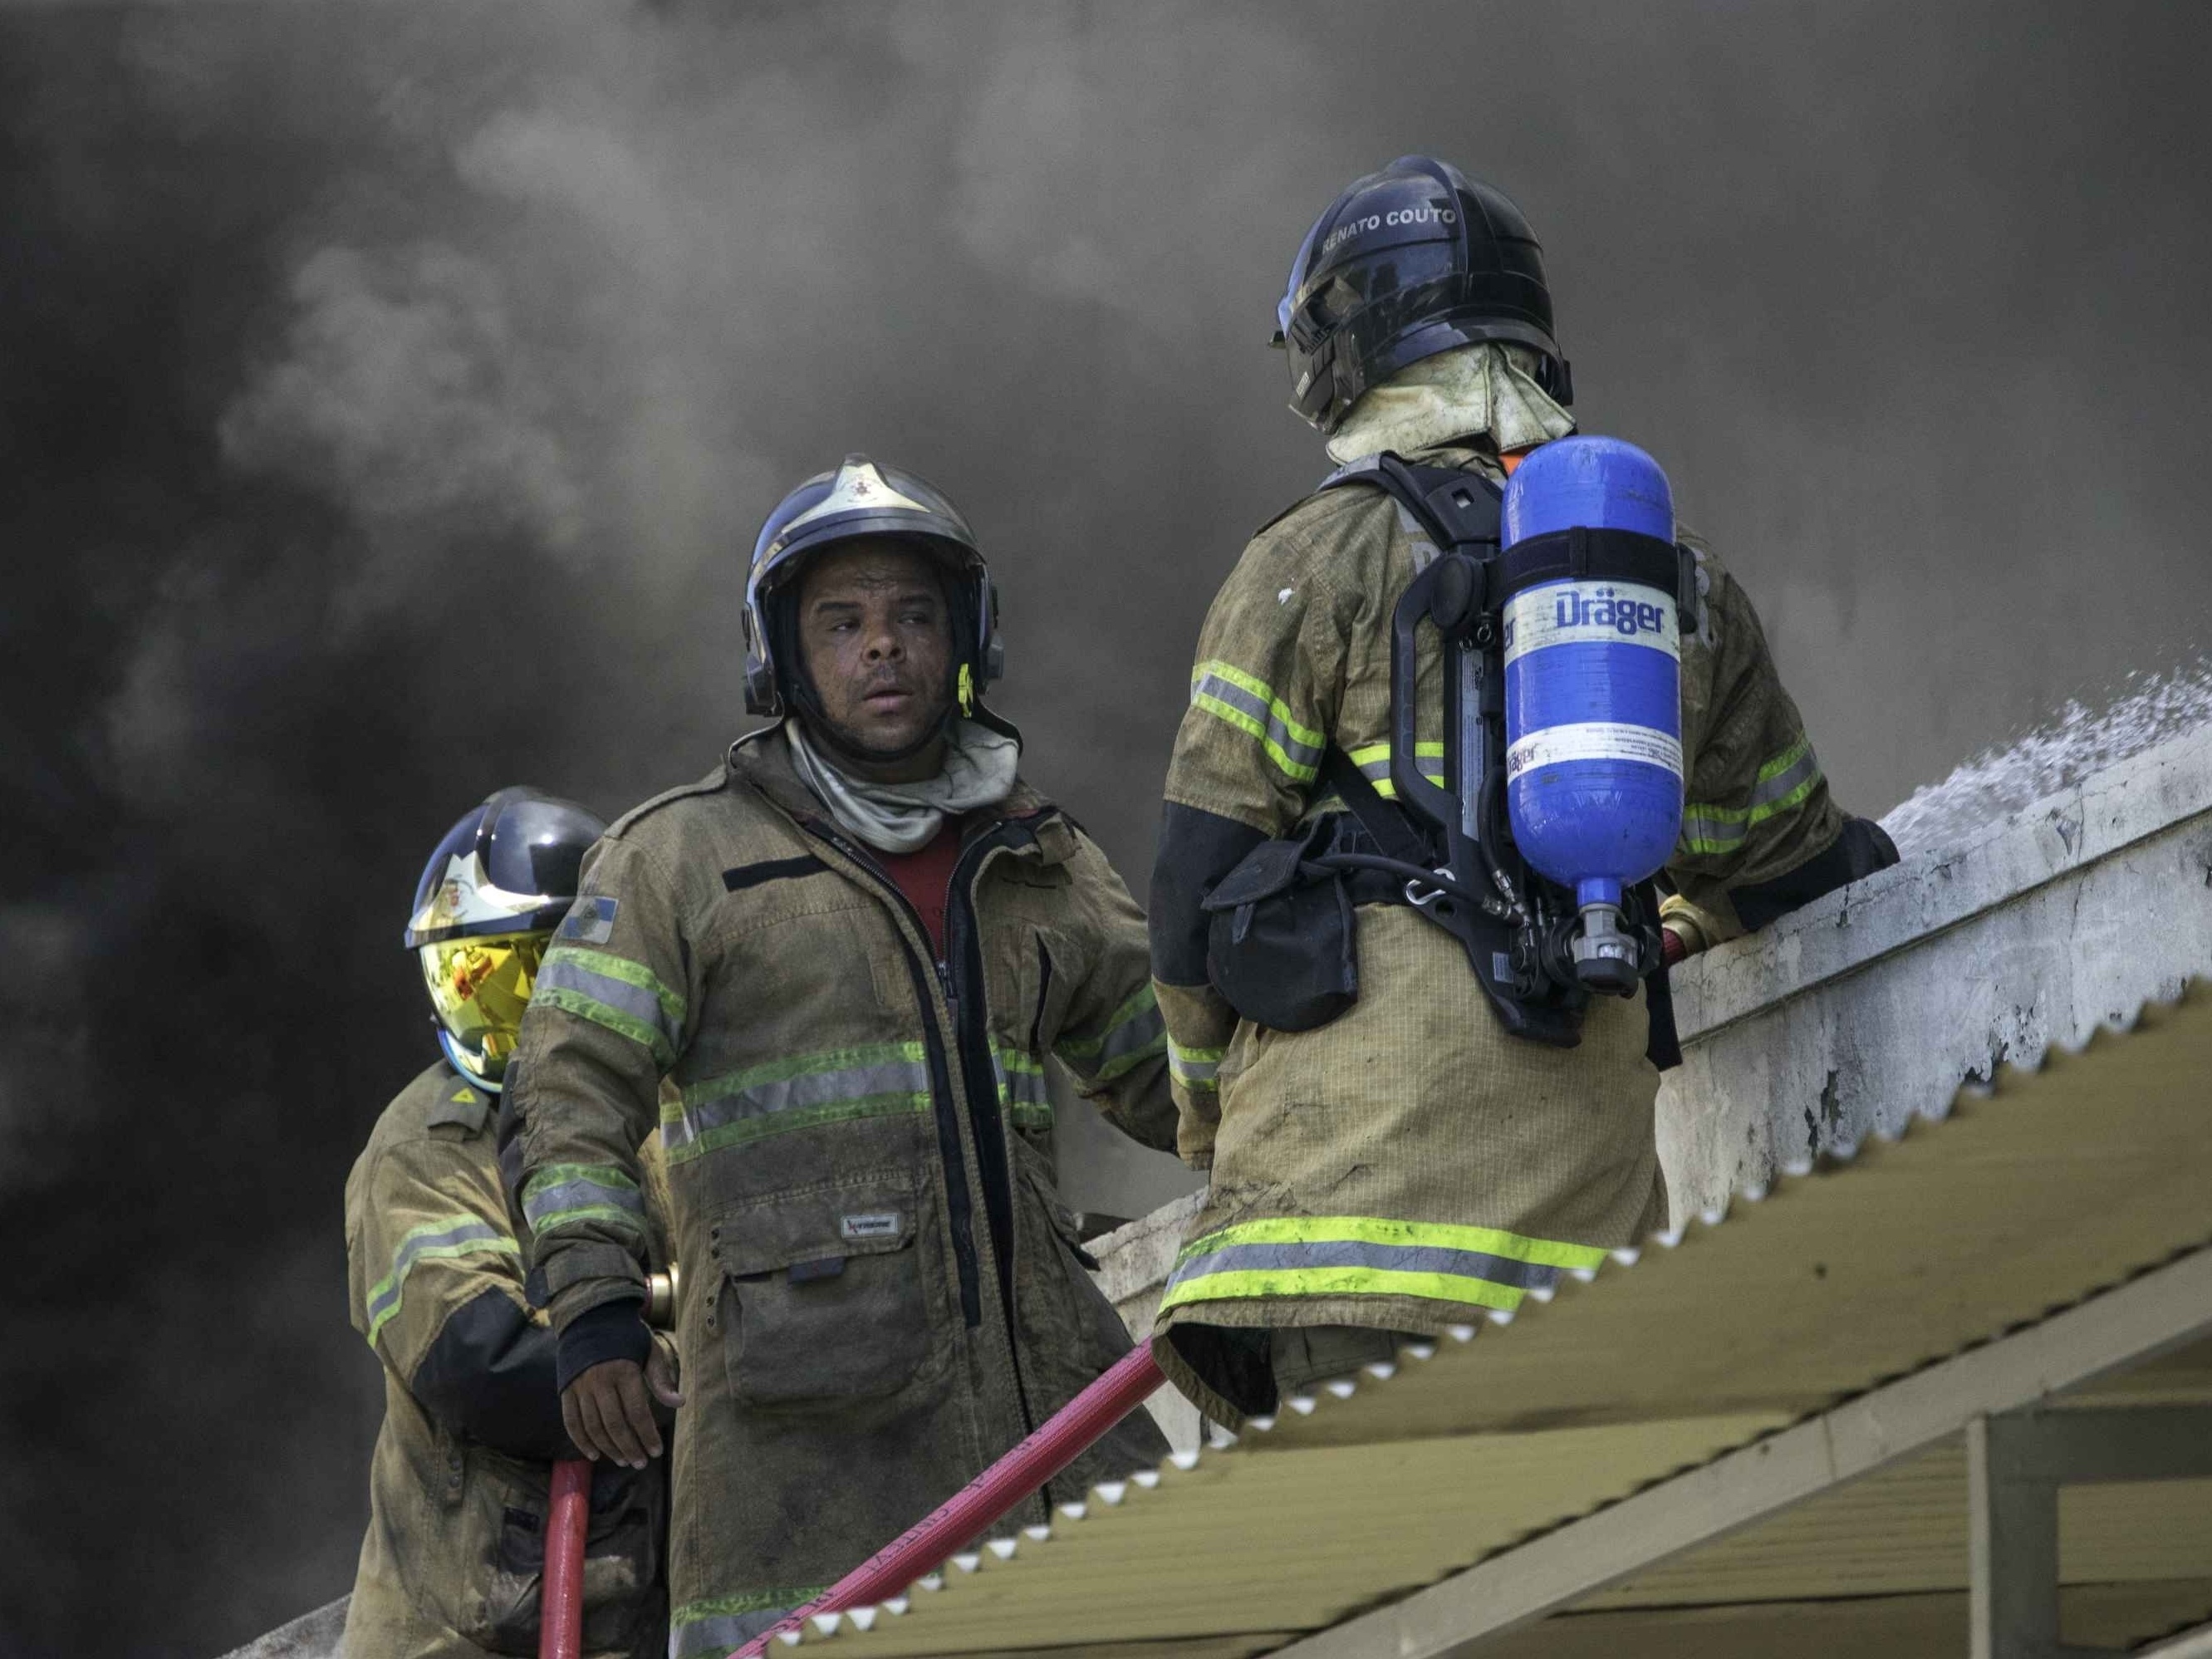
[[1159, 1264, 1522, 1314], [1681, 738, 1823, 855], [520, 1162, 645, 1238], [536, 947, 687, 1063], [1178, 1214, 1607, 1271], [988, 1040, 1054, 1131], [1161, 1214, 1607, 1317], [1190, 660, 1325, 783], [1346, 739, 1447, 800], [363, 1216, 517, 1346], [1168, 1038, 1224, 1089], [1057, 985, 1166, 1082]]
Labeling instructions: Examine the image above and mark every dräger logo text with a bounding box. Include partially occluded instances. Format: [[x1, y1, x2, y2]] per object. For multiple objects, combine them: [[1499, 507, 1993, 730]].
[[1554, 586, 1667, 639]]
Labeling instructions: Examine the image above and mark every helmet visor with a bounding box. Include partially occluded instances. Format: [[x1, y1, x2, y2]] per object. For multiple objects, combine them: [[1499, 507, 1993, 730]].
[[420, 931, 547, 1082]]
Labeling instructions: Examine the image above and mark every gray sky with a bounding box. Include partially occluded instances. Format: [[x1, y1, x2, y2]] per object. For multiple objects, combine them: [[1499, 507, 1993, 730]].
[[4, 3, 2210, 1650]]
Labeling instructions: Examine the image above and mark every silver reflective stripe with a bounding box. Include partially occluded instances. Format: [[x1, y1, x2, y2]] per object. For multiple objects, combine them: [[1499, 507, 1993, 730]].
[[994, 1054, 1052, 1107], [365, 1219, 506, 1339], [1167, 1238, 1561, 1296], [1191, 669, 1325, 778], [1680, 807, 1749, 852], [1168, 1039, 1222, 1087], [1091, 998, 1166, 1082], [1751, 742, 1821, 807], [669, 1055, 933, 1154], [521, 1176, 643, 1230], [1683, 741, 1823, 852], [535, 956, 681, 1048]]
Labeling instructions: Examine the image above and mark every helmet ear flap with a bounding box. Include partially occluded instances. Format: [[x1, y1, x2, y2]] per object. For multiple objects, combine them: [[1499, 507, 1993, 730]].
[[741, 607, 782, 715], [979, 576, 1004, 690], [744, 661, 780, 717]]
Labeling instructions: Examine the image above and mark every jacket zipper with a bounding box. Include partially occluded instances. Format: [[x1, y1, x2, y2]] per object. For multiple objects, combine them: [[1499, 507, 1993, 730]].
[[807, 825, 984, 1328], [806, 816, 1049, 1360], [941, 821, 1051, 1441]]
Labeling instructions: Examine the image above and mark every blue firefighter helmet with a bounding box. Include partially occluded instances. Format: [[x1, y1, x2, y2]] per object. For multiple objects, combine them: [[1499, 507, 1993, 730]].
[[1274, 156, 1571, 434], [404, 786, 607, 1089], [742, 454, 1003, 718]]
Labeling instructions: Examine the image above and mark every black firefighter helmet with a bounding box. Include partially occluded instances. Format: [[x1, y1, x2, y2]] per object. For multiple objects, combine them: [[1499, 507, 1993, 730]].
[[741, 454, 1003, 722], [1274, 155, 1571, 434], [403, 786, 607, 1090]]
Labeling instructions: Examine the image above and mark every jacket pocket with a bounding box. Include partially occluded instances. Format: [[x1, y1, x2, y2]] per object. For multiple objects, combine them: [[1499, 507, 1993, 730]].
[[709, 1168, 937, 1409]]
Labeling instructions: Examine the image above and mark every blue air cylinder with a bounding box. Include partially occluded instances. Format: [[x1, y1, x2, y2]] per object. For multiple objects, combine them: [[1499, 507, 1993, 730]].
[[1498, 436, 1684, 993]]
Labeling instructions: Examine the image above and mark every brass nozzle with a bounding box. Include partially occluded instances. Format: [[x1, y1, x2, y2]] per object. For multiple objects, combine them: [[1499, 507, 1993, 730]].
[[645, 1263, 680, 1330]]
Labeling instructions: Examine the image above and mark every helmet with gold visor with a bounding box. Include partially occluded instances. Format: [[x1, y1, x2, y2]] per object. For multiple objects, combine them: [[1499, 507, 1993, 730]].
[[404, 787, 608, 1091]]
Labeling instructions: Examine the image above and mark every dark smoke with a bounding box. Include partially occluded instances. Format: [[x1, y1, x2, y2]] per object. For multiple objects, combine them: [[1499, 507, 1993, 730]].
[[4, 3, 2210, 1652]]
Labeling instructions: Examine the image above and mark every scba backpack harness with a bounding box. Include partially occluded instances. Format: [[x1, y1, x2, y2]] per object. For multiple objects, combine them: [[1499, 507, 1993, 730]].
[[1202, 451, 1696, 1067]]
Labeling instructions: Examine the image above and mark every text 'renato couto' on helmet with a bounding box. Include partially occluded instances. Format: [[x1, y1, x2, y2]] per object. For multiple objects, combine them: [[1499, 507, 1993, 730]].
[[404, 786, 608, 1091], [742, 454, 1004, 719], [1274, 155, 1571, 434]]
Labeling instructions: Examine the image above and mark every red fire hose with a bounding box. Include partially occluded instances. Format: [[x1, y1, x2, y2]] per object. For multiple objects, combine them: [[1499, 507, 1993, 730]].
[[542, 1270, 679, 1659], [540, 1457, 592, 1659], [731, 1343, 1166, 1657]]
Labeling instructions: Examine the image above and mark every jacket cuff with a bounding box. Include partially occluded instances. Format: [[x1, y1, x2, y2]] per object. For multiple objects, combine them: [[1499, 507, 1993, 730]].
[[537, 1239, 647, 1300], [555, 1297, 651, 1393]]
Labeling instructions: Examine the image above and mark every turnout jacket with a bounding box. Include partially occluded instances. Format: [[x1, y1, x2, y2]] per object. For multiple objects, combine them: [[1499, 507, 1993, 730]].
[[508, 725, 1175, 1658], [344, 1061, 665, 1659], [1148, 441, 1894, 1423]]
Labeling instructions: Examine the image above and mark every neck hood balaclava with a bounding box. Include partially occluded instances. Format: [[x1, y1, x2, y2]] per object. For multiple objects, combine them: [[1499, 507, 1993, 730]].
[[1324, 340, 1574, 465], [786, 716, 1020, 853]]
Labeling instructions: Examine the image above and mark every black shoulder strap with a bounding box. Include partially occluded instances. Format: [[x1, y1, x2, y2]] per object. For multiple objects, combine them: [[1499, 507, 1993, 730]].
[[1321, 451, 1503, 556], [1319, 745, 1431, 867]]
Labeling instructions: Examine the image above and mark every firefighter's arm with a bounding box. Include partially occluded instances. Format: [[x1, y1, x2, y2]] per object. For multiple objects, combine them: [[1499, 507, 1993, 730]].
[[1662, 538, 1896, 953], [508, 835, 689, 1406], [346, 1137, 572, 1461], [1051, 829, 1175, 1153], [1150, 523, 1351, 1166]]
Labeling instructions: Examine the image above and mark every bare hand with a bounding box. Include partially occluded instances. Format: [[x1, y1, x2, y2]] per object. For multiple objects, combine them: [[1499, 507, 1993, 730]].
[[561, 1359, 663, 1468]]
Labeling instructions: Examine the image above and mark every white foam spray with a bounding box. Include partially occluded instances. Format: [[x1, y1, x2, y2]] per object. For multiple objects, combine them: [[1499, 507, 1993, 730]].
[[1881, 662, 2212, 859]]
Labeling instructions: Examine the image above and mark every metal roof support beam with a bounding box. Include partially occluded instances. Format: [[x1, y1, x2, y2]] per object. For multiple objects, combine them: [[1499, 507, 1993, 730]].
[[1271, 1248, 2212, 1659], [1969, 1405, 2212, 1659]]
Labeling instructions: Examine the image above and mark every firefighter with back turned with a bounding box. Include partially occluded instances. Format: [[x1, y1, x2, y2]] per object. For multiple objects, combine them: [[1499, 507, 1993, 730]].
[[1145, 157, 1901, 1419]]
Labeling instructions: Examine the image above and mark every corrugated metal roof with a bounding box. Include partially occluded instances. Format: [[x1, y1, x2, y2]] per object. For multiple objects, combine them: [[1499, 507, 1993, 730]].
[[795, 983, 2212, 1655]]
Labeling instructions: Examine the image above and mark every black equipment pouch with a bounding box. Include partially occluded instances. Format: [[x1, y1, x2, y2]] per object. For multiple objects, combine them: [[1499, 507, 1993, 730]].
[[1202, 815, 1360, 1033]]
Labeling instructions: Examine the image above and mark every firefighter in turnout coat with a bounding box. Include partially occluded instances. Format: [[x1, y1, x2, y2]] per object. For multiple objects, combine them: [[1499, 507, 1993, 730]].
[[346, 788, 669, 1658], [1147, 158, 1899, 1422], [507, 457, 1177, 1657]]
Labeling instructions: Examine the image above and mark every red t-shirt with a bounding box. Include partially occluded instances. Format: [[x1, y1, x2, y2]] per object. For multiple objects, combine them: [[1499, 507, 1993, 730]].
[[874, 817, 965, 959]]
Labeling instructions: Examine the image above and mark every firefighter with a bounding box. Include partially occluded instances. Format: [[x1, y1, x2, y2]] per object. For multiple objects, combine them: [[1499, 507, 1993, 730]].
[[505, 456, 1178, 1656], [1147, 156, 1899, 1421], [345, 788, 672, 1658]]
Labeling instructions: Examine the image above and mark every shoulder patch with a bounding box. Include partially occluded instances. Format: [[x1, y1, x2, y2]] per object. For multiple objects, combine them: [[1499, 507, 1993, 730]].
[[424, 1084, 491, 1134], [557, 896, 619, 943], [606, 763, 733, 840]]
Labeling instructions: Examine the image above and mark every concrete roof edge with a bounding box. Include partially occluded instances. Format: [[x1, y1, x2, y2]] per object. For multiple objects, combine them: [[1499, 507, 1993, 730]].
[[1670, 723, 2212, 1041]]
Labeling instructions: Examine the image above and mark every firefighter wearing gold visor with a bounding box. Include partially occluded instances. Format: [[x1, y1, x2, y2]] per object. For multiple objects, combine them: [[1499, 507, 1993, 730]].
[[345, 786, 673, 1657]]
